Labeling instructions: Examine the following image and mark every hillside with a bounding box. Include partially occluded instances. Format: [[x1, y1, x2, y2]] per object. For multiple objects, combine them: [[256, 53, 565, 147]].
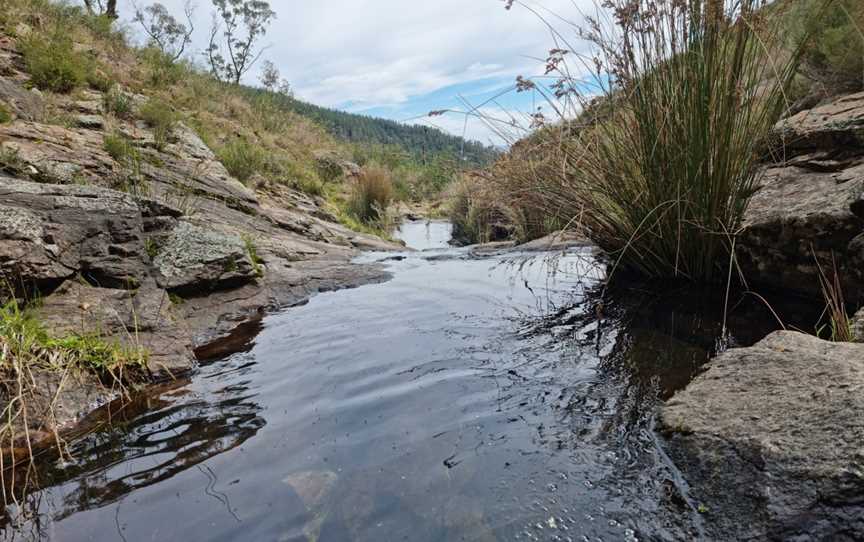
[[244, 88, 499, 168]]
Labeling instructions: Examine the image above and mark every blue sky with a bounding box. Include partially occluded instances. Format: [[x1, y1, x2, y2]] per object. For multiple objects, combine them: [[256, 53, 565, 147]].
[[118, 0, 595, 146]]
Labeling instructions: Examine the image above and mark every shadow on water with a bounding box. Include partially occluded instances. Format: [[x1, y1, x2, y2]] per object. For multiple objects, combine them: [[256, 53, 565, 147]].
[[1, 222, 826, 541]]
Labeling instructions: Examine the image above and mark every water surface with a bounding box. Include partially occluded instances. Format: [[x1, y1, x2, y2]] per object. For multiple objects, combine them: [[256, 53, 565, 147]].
[[3, 222, 816, 541]]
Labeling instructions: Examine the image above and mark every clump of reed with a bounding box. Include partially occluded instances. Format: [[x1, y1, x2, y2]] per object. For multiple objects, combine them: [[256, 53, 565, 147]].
[[347, 165, 394, 224], [496, 0, 806, 283]]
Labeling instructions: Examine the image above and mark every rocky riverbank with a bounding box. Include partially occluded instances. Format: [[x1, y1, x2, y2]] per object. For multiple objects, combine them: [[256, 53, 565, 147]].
[[737, 91, 864, 302], [658, 91, 864, 540], [0, 34, 401, 447]]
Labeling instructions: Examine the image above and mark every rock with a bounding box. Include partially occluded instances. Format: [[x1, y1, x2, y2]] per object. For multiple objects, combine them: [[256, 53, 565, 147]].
[[852, 308, 864, 342], [0, 176, 150, 290], [738, 92, 864, 300], [282, 470, 338, 511], [0, 77, 43, 121], [153, 221, 258, 294], [660, 331, 864, 541], [517, 230, 591, 252], [74, 114, 104, 130]]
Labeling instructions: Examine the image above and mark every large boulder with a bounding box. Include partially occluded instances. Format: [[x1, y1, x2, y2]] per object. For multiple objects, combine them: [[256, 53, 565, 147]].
[[0, 176, 150, 290], [660, 331, 864, 541], [738, 92, 864, 301], [153, 221, 259, 294]]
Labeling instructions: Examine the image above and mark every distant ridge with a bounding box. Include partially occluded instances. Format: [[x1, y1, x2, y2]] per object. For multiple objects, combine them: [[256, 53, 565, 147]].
[[242, 87, 500, 167]]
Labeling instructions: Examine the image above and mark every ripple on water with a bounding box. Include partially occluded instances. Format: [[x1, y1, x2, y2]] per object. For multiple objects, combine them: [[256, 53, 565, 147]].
[[4, 222, 819, 541]]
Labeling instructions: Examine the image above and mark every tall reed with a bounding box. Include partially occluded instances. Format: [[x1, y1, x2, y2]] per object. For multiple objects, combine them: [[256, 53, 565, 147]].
[[509, 0, 805, 283]]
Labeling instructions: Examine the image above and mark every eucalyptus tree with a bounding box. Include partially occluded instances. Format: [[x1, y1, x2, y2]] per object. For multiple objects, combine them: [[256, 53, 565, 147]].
[[206, 0, 276, 85]]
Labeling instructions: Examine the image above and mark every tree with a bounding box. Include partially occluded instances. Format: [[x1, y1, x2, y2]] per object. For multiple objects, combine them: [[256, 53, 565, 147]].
[[259, 60, 293, 97], [133, 1, 195, 62], [259, 59, 279, 90], [83, 0, 118, 19], [206, 0, 276, 85]]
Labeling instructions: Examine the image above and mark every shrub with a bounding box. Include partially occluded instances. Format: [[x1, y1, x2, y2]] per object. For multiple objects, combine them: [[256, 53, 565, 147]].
[[19, 31, 88, 93], [86, 69, 114, 92], [347, 165, 394, 224], [141, 47, 190, 88], [217, 138, 269, 183], [138, 98, 176, 150], [0, 102, 11, 124]]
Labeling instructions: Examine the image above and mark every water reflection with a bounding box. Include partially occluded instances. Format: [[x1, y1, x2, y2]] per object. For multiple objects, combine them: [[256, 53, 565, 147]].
[[1, 235, 821, 541]]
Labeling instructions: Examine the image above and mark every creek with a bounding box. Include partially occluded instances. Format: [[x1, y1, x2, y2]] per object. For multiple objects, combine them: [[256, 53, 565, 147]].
[[3, 221, 818, 541]]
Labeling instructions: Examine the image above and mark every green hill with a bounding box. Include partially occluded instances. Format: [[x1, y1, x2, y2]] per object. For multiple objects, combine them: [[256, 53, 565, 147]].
[[241, 88, 499, 168]]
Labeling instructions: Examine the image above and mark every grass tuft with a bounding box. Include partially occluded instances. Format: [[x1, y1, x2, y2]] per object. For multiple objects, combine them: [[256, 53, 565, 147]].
[[138, 98, 176, 151], [348, 165, 393, 224], [217, 138, 268, 184], [491, 0, 805, 284]]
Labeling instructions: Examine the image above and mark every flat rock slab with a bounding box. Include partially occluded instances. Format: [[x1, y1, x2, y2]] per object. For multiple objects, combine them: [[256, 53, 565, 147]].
[[660, 331, 864, 540]]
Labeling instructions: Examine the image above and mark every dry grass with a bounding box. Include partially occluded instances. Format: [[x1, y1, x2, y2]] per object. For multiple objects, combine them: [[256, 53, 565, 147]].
[[347, 165, 394, 224]]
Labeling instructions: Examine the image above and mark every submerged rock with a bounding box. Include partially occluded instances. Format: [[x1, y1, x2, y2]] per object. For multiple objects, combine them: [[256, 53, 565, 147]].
[[738, 91, 864, 301], [660, 331, 864, 541]]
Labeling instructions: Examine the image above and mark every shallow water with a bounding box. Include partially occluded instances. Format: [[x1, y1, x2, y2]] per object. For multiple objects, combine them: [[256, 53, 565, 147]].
[[3, 222, 818, 541]]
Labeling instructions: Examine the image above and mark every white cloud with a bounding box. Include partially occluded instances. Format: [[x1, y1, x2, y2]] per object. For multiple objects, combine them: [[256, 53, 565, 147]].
[[118, 0, 596, 141]]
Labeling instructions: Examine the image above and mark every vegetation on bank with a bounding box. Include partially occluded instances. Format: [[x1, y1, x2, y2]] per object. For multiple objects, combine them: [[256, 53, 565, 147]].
[[0, 295, 147, 459], [451, 0, 863, 283]]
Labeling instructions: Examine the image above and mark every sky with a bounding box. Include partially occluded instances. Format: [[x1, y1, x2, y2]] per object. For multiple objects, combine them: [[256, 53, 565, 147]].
[[117, 0, 596, 146]]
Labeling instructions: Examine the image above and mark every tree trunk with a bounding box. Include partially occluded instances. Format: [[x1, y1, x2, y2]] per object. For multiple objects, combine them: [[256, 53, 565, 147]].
[[106, 0, 118, 19]]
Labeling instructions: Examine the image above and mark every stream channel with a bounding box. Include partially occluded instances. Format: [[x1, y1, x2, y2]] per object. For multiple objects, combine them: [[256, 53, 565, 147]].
[[3, 220, 818, 541]]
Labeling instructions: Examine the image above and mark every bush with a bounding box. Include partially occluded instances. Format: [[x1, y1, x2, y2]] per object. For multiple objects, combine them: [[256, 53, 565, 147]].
[[19, 31, 88, 93], [86, 69, 114, 92], [217, 138, 269, 183], [141, 47, 189, 88], [138, 98, 176, 150], [348, 165, 393, 223]]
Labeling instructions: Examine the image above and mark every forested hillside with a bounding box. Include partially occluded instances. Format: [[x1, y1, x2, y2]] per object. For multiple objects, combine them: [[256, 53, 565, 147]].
[[242, 88, 499, 168]]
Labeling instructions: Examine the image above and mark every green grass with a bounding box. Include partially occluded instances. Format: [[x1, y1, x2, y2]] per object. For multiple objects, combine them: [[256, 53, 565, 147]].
[[103, 88, 133, 118], [138, 98, 177, 151], [103, 133, 139, 164], [217, 138, 269, 184], [241, 235, 264, 277], [0, 298, 147, 375]]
